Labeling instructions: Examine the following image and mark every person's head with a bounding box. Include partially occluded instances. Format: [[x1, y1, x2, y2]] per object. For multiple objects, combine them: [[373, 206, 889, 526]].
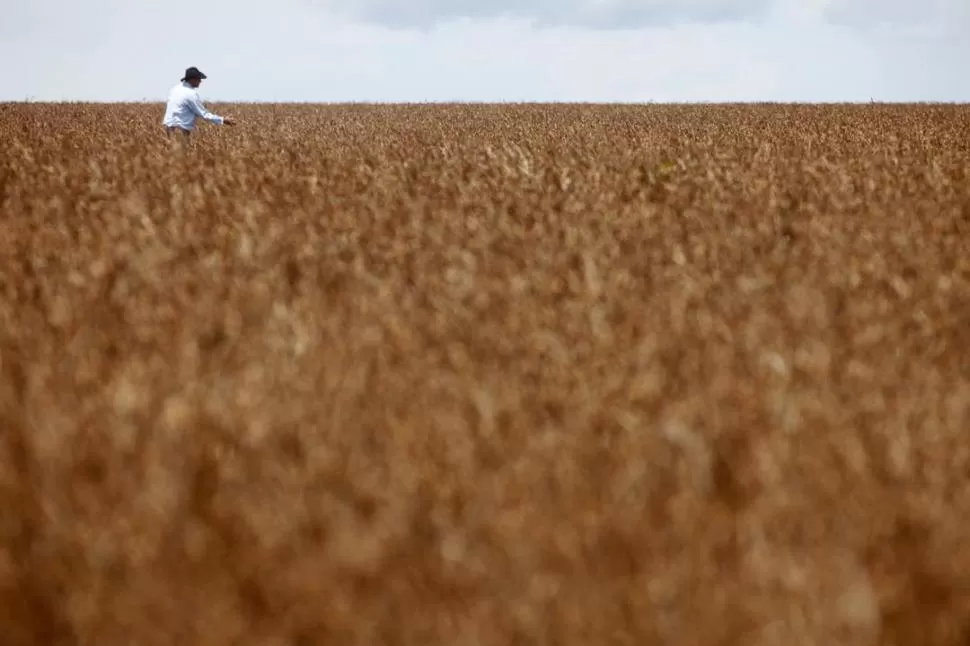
[[181, 67, 207, 87]]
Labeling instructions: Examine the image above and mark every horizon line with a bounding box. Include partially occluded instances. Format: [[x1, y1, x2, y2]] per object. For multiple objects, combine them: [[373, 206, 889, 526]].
[[4, 99, 970, 106]]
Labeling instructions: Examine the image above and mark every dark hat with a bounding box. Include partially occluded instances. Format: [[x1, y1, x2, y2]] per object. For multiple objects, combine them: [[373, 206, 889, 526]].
[[181, 66, 207, 81]]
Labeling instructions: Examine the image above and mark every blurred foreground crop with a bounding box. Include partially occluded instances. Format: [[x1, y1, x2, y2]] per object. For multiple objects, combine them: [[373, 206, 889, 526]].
[[2, 102, 970, 645]]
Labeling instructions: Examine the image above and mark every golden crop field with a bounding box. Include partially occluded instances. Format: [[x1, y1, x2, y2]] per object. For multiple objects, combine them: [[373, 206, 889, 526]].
[[2, 101, 970, 645]]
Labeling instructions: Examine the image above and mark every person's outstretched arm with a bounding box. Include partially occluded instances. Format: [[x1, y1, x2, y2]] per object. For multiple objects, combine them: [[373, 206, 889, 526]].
[[188, 93, 235, 125]]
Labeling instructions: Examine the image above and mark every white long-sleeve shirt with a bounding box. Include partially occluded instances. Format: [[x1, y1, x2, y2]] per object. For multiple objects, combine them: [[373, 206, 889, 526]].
[[162, 81, 225, 131]]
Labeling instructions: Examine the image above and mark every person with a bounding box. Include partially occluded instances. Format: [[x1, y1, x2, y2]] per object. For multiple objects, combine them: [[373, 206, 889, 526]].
[[162, 66, 236, 136]]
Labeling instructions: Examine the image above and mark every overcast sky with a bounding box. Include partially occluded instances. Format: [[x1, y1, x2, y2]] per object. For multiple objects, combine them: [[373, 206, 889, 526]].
[[2, 0, 968, 102]]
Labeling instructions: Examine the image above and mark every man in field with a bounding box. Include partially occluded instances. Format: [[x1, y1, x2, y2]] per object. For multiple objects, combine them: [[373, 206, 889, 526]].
[[162, 66, 236, 137]]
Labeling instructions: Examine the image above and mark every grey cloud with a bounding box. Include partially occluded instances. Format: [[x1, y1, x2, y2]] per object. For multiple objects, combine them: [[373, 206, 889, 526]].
[[316, 0, 771, 29], [316, 0, 970, 31], [823, 0, 933, 26]]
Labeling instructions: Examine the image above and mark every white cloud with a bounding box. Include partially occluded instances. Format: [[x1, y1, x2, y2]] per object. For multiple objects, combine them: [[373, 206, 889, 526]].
[[0, 0, 967, 103]]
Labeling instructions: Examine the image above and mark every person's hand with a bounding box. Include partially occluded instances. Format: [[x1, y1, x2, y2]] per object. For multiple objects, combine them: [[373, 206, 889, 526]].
[[224, 116, 237, 126]]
